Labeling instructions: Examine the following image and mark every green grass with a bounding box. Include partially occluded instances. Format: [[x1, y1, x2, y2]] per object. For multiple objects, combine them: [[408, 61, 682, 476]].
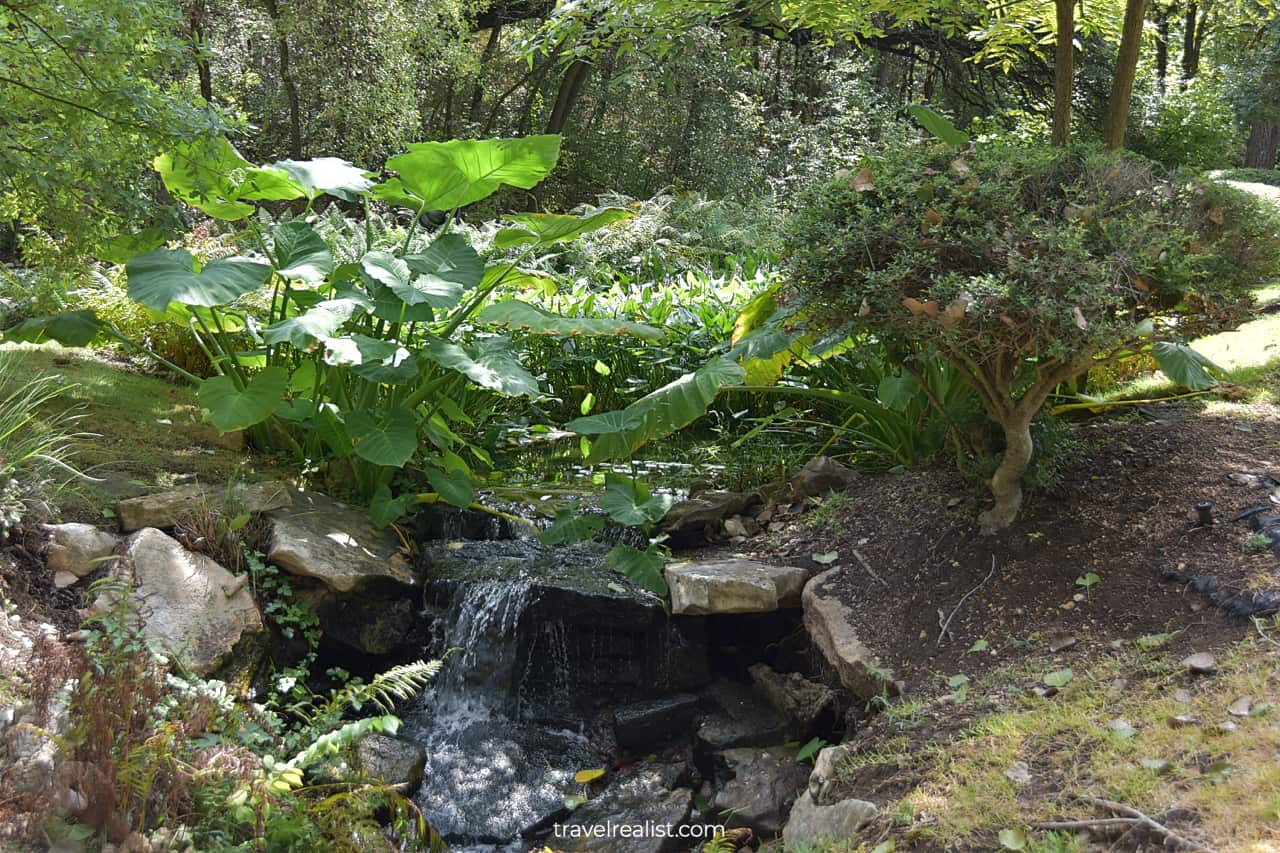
[[0, 343, 288, 520], [883, 626, 1280, 851]]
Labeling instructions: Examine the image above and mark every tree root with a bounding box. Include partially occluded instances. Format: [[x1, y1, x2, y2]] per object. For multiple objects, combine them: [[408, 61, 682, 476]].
[[1034, 795, 1210, 851]]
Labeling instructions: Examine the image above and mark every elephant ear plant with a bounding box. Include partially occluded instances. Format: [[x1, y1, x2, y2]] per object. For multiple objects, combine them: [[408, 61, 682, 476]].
[[7, 134, 659, 522]]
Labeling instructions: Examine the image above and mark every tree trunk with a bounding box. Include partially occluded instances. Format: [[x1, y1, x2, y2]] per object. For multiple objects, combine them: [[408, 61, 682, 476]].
[[979, 411, 1036, 534], [1245, 119, 1280, 169], [1180, 0, 1199, 83], [467, 23, 503, 124], [545, 59, 590, 135], [1104, 0, 1149, 149], [187, 0, 213, 102], [262, 0, 301, 158], [1052, 0, 1075, 145], [1155, 4, 1169, 92]]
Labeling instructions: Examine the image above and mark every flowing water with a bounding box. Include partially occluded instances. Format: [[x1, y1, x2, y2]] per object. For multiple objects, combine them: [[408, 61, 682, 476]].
[[402, 510, 688, 848]]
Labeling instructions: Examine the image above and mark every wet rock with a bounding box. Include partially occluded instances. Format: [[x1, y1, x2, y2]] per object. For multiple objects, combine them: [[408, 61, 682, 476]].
[[98, 528, 265, 676], [613, 694, 700, 751], [118, 480, 292, 532], [558, 764, 692, 853], [748, 664, 835, 735], [43, 523, 117, 577], [782, 791, 877, 846], [697, 680, 791, 750], [802, 569, 896, 700], [790, 457, 859, 501], [267, 491, 414, 593], [714, 747, 809, 836], [659, 491, 760, 540], [298, 587, 415, 656], [1182, 653, 1217, 675], [355, 734, 426, 790], [667, 559, 807, 615]]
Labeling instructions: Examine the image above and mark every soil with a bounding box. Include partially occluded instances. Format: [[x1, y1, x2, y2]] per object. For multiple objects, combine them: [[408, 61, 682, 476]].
[[683, 404, 1280, 693]]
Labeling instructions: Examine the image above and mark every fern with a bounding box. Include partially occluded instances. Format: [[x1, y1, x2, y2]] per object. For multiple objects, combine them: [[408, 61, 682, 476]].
[[325, 658, 443, 718]]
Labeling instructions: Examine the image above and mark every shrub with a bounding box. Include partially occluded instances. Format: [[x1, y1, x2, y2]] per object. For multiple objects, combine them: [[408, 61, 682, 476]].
[[785, 139, 1280, 532], [1130, 79, 1243, 171]]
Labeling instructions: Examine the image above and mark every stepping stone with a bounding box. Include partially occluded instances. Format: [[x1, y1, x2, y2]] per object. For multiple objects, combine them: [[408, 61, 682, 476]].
[[666, 558, 807, 615]]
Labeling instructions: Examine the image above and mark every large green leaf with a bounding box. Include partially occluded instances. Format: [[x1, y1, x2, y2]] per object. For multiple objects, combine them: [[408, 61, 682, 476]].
[[263, 299, 359, 347], [236, 166, 306, 201], [477, 300, 663, 340], [566, 356, 745, 463], [96, 227, 169, 265], [401, 234, 482, 308], [600, 473, 677, 527], [381, 136, 562, 211], [907, 105, 969, 147], [360, 251, 412, 292], [427, 466, 474, 508], [2, 310, 105, 346], [1152, 342, 1221, 390], [274, 220, 333, 283], [198, 367, 288, 432], [492, 208, 633, 249], [154, 138, 255, 220], [480, 263, 558, 297], [539, 502, 605, 545], [273, 157, 374, 201], [347, 406, 418, 467], [369, 485, 417, 528], [321, 335, 418, 384], [126, 249, 272, 310], [607, 543, 668, 596], [419, 335, 539, 397]]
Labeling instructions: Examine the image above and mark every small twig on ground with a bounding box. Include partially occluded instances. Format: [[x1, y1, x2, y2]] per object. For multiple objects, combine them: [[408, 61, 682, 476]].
[[1253, 616, 1280, 648], [937, 555, 996, 646], [851, 548, 888, 588], [1034, 796, 1210, 852]]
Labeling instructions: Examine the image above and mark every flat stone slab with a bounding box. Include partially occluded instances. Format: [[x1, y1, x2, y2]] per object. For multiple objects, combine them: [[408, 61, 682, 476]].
[[803, 568, 896, 700], [100, 528, 265, 676], [667, 558, 807, 615], [267, 491, 414, 593], [117, 480, 293, 532]]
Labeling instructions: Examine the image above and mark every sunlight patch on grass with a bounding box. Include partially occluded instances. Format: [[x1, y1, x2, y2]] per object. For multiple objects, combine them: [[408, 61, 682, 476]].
[[0, 342, 287, 519], [888, 628, 1280, 851]]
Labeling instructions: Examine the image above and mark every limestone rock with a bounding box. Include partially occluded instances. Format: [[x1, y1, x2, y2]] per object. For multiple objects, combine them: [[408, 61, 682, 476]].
[[267, 491, 414, 593], [117, 480, 293, 532], [102, 528, 265, 676], [791, 457, 859, 500], [667, 558, 807, 615], [559, 764, 692, 853], [802, 568, 895, 700], [355, 734, 426, 790], [659, 491, 760, 538], [749, 664, 835, 735], [53, 571, 79, 589], [782, 791, 877, 846], [808, 744, 853, 805], [714, 747, 809, 836], [44, 523, 118, 577]]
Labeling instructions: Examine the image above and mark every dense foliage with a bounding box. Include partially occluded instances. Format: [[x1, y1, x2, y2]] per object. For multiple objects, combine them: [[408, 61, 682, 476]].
[[785, 138, 1280, 529]]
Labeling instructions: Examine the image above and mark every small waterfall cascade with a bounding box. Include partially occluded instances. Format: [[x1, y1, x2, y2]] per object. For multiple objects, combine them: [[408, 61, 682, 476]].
[[402, 508, 704, 849]]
